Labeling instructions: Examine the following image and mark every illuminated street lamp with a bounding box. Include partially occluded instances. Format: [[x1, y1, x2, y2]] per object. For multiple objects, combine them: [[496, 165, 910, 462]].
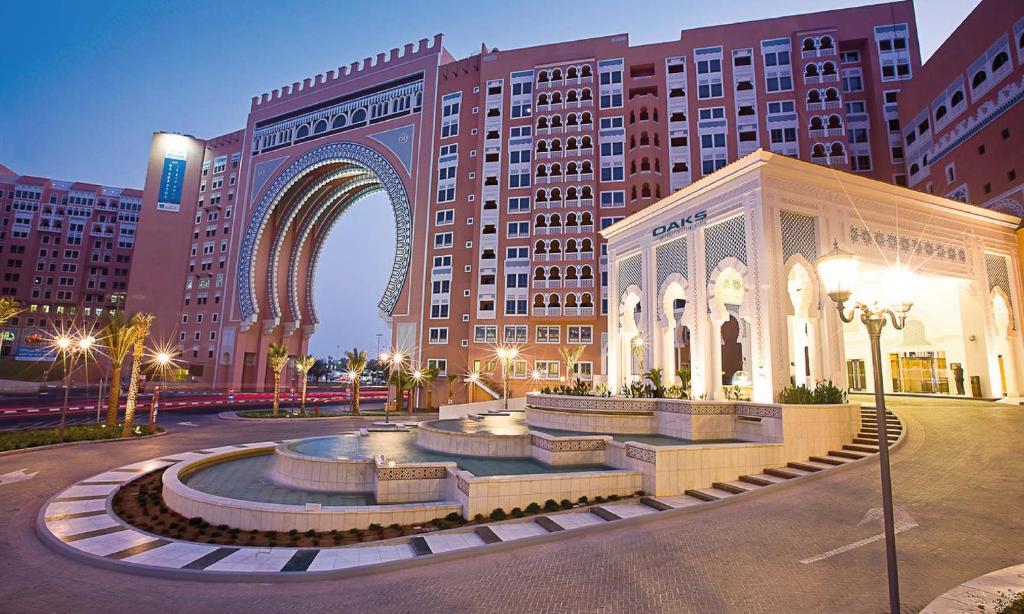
[[381, 350, 406, 424], [147, 349, 176, 434], [495, 345, 520, 410], [630, 334, 646, 376], [51, 330, 100, 443], [816, 240, 915, 614]]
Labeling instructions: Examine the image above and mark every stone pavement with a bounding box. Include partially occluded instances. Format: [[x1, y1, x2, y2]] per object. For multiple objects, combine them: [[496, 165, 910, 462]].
[[1, 396, 1022, 613]]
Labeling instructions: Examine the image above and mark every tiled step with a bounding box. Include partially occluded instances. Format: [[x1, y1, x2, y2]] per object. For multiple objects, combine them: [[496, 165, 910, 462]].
[[808, 455, 847, 466], [787, 461, 828, 472], [764, 467, 805, 479], [639, 496, 673, 511], [845, 443, 880, 453], [534, 517, 564, 532], [712, 480, 756, 494], [685, 487, 735, 501], [654, 494, 708, 508], [589, 506, 621, 521], [829, 449, 867, 460], [474, 526, 501, 544], [740, 473, 787, 486], [853, 437, 890, 445]]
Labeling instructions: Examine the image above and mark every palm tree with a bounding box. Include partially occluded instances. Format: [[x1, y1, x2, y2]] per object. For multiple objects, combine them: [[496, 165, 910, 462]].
[[101, 313, 138, 426], [560, 344, 586, 382], [0, 298, 22, 358], [121, 313, 154, 437], [267, 343, 289, 417], [343, 348, 367, 415], [293, 354, 316, 415], [389, 368, 414, 415], [421, 365, 440, 411], [0, 297, 21, 325]]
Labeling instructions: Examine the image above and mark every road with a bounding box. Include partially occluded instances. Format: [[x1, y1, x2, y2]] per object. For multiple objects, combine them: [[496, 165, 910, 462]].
[[0, 396, 1020, 613]]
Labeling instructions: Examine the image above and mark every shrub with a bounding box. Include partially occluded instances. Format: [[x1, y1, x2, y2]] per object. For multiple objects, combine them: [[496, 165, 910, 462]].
[[368, 523, 381, 531], [526, 502, 542, 513], [490, 508, 507, 521], [304, 529, 316, 537], [608, 494, 620, 501], [473, 513, 485, 522], [188, 517, 203, 526], [217, 524, 229, 531], [577, 496, 589, 504], [433, 519, 451, 530], [635, 490, 646, 497], [543, 499, 559, 511], [445, 512, 463, 522], [511, 507, 524, 518], [348, 528, 360, 535], [560, 499, 573, 510], [593, 496, 605, 503], [288, 529, 299, 536], [389, 523, 401, 530], [779, 380, 848, 404]]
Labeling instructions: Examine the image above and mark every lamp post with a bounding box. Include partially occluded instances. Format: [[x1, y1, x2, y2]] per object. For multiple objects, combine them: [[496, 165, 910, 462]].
[[148, 351, 173, 434], [817, 241, 914, 614], [54, 333, 95, 443], [496, 345, 519, 410]]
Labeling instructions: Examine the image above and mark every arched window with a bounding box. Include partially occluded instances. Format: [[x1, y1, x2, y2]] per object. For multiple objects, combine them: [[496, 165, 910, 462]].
[[567, 113, 579, 126], [550, 213, 562, 227], [566, 161, 578, 176], [351, 108, 367, 123], [972, 70, 987, 89], [951, 90, 964, 107], [824, 88, 839, 102], [537, 93, 549, 106], [640, 107, 649, 121], [551, 91, 563, 104], [550, 239, 561, 253], [812, 143, 826, 157], [295, 125, 310, 139], [581, 161, 593, 174], [641, 157, 651, 172], [581, 186, 593, 199], [567, 66, 578, 79], [935, 105, 947, 120], [827, 115, 842, 129], [312, 119, 328, 134], [566, 186, 579, 200], [805, 63, 819, 77], [549, 266, 561, 280], [630, 160, 637, 175], [550, 163, 562, 176], [581, 293, 594, 307], [552, 68, 563, 81], [565, 239, 578, 253], [581, 238, 593, 252], [534, 295, 546, 308], [565, 265, 578, 279], [581, 136, 593, 149], [534, 267, 546, 280], [803, 38, 816, 52], [535, 240, 547, 254], [581, 211, 593, 225], [565, 294, 578, 307], [910, 163, 920, 174], [535, 214, 547, 227], [536, 189, 548, 202], [536, 164, 548, 177], [566, 137, 578, 151], [810, 116, 824, 130], [822, 61, 836, 75], [641, 183, 652, 198], [581, 65, 593, 77], [808, 90, 821, 103], [992, 51, 1009, 72], [581, 265, 593, 279], [829, 142, 845, 156], [536, 140, 548, 153], [332, 114, 347, 129], [537, 116, 549, 129], [640, 131, 650, 146], [566, 89, 579, 103], [551, 114, 562, 127], [819, 35, 833, 49], [550, 188, 562, 201], [581, 111, 593, 125], [581, 88, 592, 101], [548, 294, 561, 307], [538, 70, 549, 83], [551, 138, 562, 151]]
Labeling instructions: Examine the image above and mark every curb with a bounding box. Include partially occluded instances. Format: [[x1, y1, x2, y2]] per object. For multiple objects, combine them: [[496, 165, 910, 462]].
[[0, 429, 168, 459], [218, 410, 436, 422], [34, 406, 906, 582], [922, 563, 1024, 613]]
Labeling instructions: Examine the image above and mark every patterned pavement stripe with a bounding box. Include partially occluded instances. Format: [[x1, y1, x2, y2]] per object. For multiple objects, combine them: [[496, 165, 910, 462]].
[[59, 525, 129, 543], [44, 510, 108, 522], [180, 547, 240, 570], [107, 539, 172, 560], [280, 549, 320, 572]]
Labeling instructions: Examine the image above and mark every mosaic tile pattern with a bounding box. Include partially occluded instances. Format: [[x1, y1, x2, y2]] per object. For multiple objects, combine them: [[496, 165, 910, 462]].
[[656, 235, 688, 288], [780, 211, 817, 264], [704, 214, 747, 279]]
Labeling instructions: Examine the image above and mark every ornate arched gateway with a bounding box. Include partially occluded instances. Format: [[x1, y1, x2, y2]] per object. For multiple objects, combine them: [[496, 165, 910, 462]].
[[233, 141, 413, 390]]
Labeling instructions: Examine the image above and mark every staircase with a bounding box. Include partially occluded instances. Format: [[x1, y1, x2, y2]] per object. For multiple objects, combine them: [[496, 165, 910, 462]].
[[666, 405, 903, 505], [471, 375, 502, 400]]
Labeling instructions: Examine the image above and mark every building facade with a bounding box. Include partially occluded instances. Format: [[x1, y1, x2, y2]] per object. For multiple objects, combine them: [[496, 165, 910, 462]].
[[127, 2, 926, 399], [603, 151, 1023, 402], [898, 0, 1024, 214], [0, 165, 142, 360]]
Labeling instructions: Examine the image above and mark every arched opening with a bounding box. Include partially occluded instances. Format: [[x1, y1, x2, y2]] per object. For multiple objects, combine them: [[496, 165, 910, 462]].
[[709, 265, 750, 398], [786, 260, 818, 388]]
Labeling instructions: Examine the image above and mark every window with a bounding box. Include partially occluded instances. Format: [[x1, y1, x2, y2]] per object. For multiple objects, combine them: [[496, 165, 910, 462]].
[[428, 327, 448, 344], [473, 325, 497, 344], [842, 69, 864, 93], [572, 361, 593, 380], [505, 298, 528, 315], [536, 325, 560, 344], [567, 325, 593, 344], [432, 279, 450, 295], [508, 197, 530, 213], [432, 255, 452, 268], [430, 303, 449, 319], [600, 191, 625, 208], [435, 209, 454, 226], [534, 360, 560, 379], [434, 232, 453, 249], [506, 246, 529, 259], [426, 358, 447, 377], [503, 325, 528, 343], [507, 221, 530, 238], [440, 92, 461, 138], [840, 50, 860, 64], [505, 273, 528, 288]]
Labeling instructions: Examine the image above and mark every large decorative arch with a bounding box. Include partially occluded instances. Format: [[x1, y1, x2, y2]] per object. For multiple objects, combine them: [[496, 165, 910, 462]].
[[238, 141, 412, 329]]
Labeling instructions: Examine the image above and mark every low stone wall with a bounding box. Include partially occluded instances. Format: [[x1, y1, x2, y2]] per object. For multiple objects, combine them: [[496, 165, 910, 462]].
[[269, 446, 375, 492], [525, 406, 656, 434], [416, 421, 531, 457], [609, 440, 784, 496], [450, 468, 643, 518], [163, 450, 460, 531], [528, 432, 610, 465], [776, 403, 860, 462], [438, 396, 528, 420], [374, 461, 456, 504]]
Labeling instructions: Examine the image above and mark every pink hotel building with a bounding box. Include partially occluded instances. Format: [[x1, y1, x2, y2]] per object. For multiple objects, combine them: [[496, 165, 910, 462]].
[[121, 1, 930, 399]]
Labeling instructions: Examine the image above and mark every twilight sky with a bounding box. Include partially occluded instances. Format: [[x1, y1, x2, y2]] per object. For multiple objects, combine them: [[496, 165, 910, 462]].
[[0, 0, 980, 357]]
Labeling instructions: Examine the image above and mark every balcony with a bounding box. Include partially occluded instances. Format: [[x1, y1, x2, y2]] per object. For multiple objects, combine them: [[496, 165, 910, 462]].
[[564, 278, 595, 288], [563, 250, 595, 261], [535, 226, 562, 235], [534, 200, 562, 210], [565, 146, 594, 158], [532, 279, 561, 289], [563, 305, 595, 316], [536, 150, 563, 160], [532, 306, 562, 316]]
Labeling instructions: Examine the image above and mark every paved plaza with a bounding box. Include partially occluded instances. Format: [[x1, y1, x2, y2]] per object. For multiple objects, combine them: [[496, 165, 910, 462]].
[[1, 396, 1021, 613]]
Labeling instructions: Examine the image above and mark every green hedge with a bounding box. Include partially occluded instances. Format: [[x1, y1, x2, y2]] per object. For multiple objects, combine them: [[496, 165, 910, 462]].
[[0, 424, 160, 452]]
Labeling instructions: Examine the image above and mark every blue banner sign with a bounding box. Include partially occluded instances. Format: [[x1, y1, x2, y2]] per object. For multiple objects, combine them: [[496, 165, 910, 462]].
[[157, 150, 187, 212]]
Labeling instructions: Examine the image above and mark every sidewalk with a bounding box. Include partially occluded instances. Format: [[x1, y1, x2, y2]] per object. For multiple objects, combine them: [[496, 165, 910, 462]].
[[922, 564, 1024, 613]]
